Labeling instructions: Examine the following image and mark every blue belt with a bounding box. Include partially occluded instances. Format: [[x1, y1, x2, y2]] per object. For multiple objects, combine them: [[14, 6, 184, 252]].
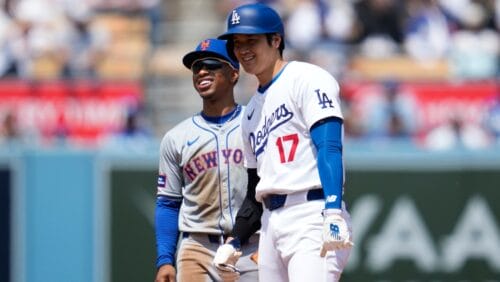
[[262, 188, 324, 211], [183, 232, 228, 244]]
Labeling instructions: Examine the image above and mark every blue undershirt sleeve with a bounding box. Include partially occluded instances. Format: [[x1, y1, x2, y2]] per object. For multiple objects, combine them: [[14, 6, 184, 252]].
[[155, 196, 181, 268], [310, 117, 343, 209]]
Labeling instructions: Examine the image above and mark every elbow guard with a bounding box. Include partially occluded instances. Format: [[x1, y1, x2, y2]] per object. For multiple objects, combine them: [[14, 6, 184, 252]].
[[232, 198, 262, 245], [232, 168, 262, 244]]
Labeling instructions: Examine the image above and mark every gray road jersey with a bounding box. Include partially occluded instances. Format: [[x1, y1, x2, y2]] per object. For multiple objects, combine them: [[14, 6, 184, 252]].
[[157, 105, 248, 234]]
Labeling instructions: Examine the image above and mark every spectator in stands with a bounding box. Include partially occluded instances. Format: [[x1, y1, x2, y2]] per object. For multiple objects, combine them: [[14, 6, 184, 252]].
[[352, 0, 405, 58], [342, 98, 365, 139], [484, 91, 500, 146], [403, 0, 451, 61], [101, 106, 152, 149], [496, 0, 500, 30], [0, 111, 19, 145], [438, 0, 497, 31], [139, 0, 164, 46], [442, 0, 500, 80], [0, 109, 41, 147], [0, 3, 15, 77], [121, 108, 151, 139], [285, 0, 355, 78], [323, 0, 357, 43], [60, 2, 110, 79], [363, 80, 418, 139], [3, 0, 71, 79], [133, 0, 165, 46], [0, 1, 31, 78], [285, 0, 324, 54], [448, 27, 499, 80], [423, 113, 492, 150]]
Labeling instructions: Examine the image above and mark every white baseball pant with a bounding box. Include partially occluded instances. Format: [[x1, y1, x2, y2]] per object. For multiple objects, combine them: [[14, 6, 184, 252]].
[[258, 197, 352, 282]]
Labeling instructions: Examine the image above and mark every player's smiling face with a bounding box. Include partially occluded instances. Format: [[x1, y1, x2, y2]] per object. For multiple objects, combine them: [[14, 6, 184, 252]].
[[191, 58, 238, 100], [232, 34, 280, 83]]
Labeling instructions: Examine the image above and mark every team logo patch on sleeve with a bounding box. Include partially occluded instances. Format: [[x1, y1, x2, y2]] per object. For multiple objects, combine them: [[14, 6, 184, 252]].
[[326, 195, 338, 204], [157, 175, 166, 187]]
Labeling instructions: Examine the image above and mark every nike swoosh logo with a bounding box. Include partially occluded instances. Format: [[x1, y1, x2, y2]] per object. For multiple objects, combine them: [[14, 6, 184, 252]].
[[247, 109, 255, 120], [187, 136, 200, 146]]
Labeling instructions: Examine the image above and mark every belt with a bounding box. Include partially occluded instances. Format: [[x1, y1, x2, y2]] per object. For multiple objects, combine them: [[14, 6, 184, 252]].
[[262, 188, 324, 211], [183, 232, 229, 244]]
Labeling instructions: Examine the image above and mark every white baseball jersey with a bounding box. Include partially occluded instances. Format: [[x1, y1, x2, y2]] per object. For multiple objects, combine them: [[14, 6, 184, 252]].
[[241, 61, 343, 202], [157, 105, 248, 234]]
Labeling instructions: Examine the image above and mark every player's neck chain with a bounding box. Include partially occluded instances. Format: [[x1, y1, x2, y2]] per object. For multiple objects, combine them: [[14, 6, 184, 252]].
[[200, 104, 241, 127]]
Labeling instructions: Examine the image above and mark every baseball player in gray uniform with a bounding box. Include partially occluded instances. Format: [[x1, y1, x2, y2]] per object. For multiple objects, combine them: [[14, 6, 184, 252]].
[[213, 3, 353, 282], [155, 38, 259, 282]]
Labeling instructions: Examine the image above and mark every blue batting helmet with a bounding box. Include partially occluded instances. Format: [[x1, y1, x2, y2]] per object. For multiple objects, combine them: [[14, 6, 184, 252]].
[[218, 3, 284, 40]]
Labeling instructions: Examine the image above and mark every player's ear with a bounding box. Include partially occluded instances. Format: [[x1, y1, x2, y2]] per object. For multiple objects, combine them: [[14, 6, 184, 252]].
[[231, 70, 239, 84], [272, 34, 281, 49]]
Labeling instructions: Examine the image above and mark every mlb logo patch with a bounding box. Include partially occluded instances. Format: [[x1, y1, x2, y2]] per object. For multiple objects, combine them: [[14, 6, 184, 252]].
[[157, 175, 166, 187]]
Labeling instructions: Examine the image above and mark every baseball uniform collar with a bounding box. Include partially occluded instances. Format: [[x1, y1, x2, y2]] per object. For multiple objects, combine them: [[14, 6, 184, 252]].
[[257, 62, 289, 94]]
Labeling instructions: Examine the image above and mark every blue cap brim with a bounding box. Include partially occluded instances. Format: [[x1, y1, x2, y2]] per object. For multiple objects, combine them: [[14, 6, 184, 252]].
[[183, 51, 237, 70], [182, 38, 239, 70]]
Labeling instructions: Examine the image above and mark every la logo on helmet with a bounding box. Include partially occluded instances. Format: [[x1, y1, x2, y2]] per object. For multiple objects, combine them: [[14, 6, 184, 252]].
[[231, 10, 240, 25]]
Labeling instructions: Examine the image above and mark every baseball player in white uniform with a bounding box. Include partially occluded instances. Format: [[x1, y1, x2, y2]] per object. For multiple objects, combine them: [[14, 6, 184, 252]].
[[155, 38, 258, 282], [213, 3, 353, 282]]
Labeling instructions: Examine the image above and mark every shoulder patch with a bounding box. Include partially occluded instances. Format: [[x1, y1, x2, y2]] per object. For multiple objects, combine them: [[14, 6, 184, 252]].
[[157, 175, 166, 187]]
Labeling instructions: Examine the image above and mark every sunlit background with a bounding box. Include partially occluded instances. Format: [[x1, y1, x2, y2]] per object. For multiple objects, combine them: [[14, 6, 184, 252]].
[[0, 0, 499, 281]]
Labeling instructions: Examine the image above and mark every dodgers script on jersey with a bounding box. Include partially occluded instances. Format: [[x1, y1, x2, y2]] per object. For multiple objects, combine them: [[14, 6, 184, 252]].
[[157, 106, 248, 234], [241, 61, 344, 201]]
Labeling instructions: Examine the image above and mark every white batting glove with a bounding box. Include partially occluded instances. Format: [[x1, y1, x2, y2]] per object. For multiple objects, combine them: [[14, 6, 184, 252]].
[[213, 242, 242, 281], [320, 208, 354, 257]]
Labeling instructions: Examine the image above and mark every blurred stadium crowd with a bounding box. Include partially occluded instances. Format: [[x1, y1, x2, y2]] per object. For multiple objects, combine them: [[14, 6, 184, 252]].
[[0, 0, 499, 150], [0, 0, 161, 80]]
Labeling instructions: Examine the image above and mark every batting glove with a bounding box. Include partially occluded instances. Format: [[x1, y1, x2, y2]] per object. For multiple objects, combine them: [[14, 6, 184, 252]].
[[213, 239, 242, 281], [320, 208, 354, 257]]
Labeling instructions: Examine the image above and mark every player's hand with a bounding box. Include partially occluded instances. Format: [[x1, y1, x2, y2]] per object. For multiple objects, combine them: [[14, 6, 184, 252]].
[[320, 209, 354, 257], [155, 264, 176, 282], [213, 239, 242, 282], [250, 251, 259, 264]]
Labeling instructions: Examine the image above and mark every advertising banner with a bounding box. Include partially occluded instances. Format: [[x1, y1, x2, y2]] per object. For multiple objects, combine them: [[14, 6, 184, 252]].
[[110, 169, 157, 282], [342, 169, 500, 281], [0, 80, 143, 145], [341, 81, 498, 135]]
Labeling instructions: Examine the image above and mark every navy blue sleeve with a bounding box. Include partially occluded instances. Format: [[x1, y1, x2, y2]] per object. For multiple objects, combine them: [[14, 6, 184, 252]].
[[310, 117, 343, 209], [155, 196, 181, 268]]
